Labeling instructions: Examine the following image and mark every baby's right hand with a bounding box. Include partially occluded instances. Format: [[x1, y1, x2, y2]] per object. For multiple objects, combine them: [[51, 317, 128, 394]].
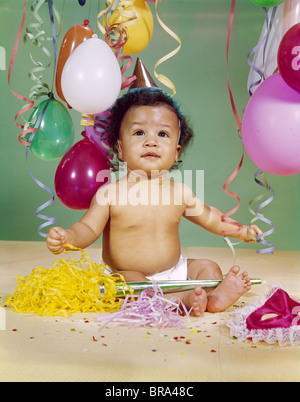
[[46, 227, 70, 254]]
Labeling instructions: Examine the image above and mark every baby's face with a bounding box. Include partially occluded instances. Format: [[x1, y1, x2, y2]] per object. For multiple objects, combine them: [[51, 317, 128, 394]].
[[118, 105, 181, 177]]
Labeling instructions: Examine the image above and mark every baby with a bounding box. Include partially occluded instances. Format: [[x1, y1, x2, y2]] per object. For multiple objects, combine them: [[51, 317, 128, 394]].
[[47, 88, 262, 315]]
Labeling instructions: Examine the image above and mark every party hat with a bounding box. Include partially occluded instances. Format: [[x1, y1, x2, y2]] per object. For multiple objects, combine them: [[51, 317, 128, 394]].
[[130, 57, 157, 89]]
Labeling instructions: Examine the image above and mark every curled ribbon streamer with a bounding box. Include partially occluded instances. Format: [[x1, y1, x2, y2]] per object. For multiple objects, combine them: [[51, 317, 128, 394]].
[[8, 0, 36, 146], [97, 0, 137, 91], [221, 0, 243, 238], [24, 0, 61, 103], [80, 113, 94, 127], [85, 109, 114, 160], [26, 145, 56, 238], [23, 0, 52, 102], [104, 24, 136, 90], [249, 169, 275, 254], [247, 7, 277, 96], [246, 7, 276, 254], [223, 237, 240, 266], [26, 0, 60, 238], [153, 0, 181, 97], [97, 0, 138, 36]]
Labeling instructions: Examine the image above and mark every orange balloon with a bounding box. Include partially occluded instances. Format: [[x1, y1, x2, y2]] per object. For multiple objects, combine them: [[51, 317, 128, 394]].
[[55, 20, 94, 104]]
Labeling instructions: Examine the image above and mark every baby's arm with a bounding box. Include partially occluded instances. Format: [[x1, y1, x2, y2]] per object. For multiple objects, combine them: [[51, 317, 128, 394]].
[[47, 186, 110, 254], [182, 185, 262, 242]]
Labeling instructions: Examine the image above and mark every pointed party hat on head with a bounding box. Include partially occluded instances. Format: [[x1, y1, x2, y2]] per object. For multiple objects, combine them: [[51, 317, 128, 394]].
[[127, 58, 183, 119], [130, 57, 157, 89]]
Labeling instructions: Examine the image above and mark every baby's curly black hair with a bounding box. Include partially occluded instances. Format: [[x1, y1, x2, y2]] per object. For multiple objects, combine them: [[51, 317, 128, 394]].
[[107, 88, 194, 171]]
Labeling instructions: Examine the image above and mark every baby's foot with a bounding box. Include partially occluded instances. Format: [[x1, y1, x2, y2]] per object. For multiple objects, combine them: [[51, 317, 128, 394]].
[[183, 287, 207, 317], [206, 266, 251, 313]]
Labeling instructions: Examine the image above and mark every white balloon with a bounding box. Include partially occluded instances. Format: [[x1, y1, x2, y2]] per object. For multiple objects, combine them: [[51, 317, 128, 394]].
[[61, 36, 121, 114]]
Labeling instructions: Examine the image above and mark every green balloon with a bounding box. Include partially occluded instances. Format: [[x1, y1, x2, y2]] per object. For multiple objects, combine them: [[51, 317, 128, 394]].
[[250, 0, 285, 6], [28, 98, 74, 160]]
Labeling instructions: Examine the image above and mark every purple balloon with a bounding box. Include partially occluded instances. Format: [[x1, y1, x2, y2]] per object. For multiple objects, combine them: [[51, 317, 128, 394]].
[[55, 134, 111, 209], [242, 73, 300, 176]]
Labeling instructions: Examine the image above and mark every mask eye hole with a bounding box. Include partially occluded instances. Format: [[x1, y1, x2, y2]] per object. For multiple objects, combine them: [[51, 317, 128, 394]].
[[261, 313, 278, 321]]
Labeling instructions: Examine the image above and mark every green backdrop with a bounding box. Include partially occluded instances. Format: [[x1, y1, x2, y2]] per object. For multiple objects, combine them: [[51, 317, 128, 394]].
[[1, 0, 300, 251]]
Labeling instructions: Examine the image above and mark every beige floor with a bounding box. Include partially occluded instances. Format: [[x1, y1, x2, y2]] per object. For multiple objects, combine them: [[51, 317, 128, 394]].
[[0, 241, 299, 382]]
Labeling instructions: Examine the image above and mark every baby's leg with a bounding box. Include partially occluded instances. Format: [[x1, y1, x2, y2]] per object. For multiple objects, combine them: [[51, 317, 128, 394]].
[[187, 259, 251, 313], [206, 266, 251, 313]]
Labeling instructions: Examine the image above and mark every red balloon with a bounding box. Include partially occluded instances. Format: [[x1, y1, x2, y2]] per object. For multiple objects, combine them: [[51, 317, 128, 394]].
[[55, 133, 111, 210], [278, 23, 300, 92]]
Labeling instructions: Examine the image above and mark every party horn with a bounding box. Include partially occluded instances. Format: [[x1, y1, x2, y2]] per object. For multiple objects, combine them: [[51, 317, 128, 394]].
[[100, 278, 262, 297]]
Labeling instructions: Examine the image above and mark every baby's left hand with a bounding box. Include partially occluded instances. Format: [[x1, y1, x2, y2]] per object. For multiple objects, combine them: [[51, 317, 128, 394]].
[[240, 224, 263, 243]]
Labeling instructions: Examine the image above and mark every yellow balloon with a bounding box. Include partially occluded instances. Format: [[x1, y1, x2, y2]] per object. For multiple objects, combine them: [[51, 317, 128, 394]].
[[106, 0, 153, 55]]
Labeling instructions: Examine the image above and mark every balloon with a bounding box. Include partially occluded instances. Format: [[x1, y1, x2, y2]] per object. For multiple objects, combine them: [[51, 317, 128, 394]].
[[55, 20, 94, 105], [78, 0, 86, 5], [61, 37, 122, 114], [242, 73, 300, 176], [105, 0, 153, 55], [55, 133, 111, 210], [282, 0, 300, 36], [250, 0, 285, 6], [28, 98, 74, 161], [278, 23, 300, 92]]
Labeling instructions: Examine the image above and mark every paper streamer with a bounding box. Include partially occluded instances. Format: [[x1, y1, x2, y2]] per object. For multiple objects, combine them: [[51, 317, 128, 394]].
[[247, 6, 278, 96], [97, 281, 190, 330], [5, 245, 126, 317], [153, 0, 181, 96], [248, 169, 275, 254]]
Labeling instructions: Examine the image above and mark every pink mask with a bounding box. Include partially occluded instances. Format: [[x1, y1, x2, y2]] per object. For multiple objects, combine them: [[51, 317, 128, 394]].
[[227, 287, 300, 346]]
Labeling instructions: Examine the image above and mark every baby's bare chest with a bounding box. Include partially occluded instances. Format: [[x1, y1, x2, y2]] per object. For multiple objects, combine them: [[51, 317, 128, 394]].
[[109, 203, 184, 228]]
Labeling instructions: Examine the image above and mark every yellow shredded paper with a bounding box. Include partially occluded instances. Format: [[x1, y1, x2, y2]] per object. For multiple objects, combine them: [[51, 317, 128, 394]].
[[4, 245, 126, 317]]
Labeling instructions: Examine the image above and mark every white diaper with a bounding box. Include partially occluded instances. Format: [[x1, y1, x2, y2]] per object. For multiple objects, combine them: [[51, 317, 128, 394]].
[[102, 255, 188, 281], [146, 255, 188, 281]]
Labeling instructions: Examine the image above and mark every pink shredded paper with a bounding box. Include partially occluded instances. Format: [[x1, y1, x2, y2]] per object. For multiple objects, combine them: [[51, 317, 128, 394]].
[[97, 282, 190, 330]]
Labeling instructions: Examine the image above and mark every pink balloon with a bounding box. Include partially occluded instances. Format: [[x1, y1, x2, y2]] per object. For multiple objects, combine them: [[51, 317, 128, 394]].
[[278, 23, 300, 92], [55, 133, 111, 209], [242, 73, 300, 176]]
